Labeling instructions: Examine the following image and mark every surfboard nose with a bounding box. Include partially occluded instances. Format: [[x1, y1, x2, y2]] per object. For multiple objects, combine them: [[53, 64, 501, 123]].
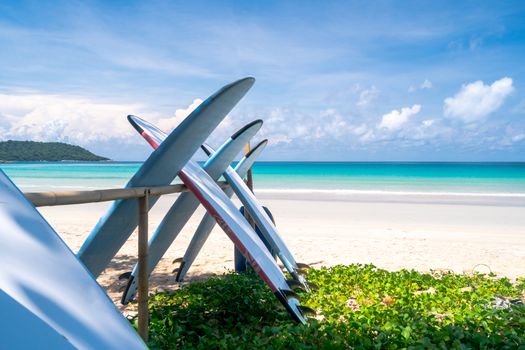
[[211, 77, 255, 105], [232, 76, 256, 88], [231, 119, 263, 140]]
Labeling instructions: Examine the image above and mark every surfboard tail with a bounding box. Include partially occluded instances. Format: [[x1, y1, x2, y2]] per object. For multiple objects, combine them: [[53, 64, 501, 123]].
[[274, 291, 307, 324]]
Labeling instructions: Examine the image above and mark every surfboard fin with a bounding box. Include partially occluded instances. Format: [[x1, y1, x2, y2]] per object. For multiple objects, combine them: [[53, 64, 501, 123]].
[[120, 275, 135, 305], [175, 261, 186, 282], [296, 268, 310, 276], [118, 271, 132, 281], [291, 274, 318, 292], [280, 289, 301, 301], [298, 305, 316, 316], [172, 257, 183, 264], [306, 282, 319, 291], [296, 262, 311, 269], [286, 279, 307, 292]]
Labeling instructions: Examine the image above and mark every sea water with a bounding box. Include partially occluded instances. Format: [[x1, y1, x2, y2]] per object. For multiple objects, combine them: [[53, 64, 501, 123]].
[[1, 162, 524, 198]]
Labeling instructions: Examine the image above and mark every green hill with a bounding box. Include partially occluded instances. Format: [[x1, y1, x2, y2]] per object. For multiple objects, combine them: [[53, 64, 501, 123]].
[[0, 140, 109, 161]]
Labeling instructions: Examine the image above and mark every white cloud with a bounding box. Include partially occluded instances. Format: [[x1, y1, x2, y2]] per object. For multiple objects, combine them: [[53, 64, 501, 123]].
[[512, 134, 525, 143], [0, 93, 153, 145], [356, 86, 379, 107], [422, 119, 435, 127], [0, 93, 182, 150], [408, 79, 432, 92], [444, 77, 514, 123], [260, 107, 354, 145], [0, 93, 258, 159], [157, 99, 203, 132], [219, 107, 373, 149], [352, 123, 368, 136], [268, 134, 292, 145], [469, 36, 483, 51], [420, 79, 433, 89], [0, 94, 212, 149], [379, 105, 421, 131], [359, 130, 375, 143]]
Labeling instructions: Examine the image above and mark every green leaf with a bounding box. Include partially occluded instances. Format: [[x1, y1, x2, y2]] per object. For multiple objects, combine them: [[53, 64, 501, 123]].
[[401, 326, 412, 340]]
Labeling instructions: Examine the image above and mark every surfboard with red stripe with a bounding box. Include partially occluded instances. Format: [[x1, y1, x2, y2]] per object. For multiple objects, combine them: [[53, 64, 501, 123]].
[[201, 142, 310, 290], [175, 139, 268, 282], [120, 120, 263, 304], [128, 115, 308, 323]]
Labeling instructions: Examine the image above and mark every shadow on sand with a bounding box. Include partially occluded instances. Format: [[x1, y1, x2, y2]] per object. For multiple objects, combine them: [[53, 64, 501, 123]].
[[96, 253, 222, 309]]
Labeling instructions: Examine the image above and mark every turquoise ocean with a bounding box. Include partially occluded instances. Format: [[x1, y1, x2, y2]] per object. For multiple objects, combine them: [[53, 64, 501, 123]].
[[1, 162, 525, 198]]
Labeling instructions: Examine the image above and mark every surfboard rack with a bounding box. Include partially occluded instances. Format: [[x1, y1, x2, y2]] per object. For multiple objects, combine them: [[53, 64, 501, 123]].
[[24, 181, 230, 342], [24, 182, 230, 207]]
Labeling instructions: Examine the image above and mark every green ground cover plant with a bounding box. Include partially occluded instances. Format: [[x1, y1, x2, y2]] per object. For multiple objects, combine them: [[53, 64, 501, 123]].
[[142, 264, 525, 349]]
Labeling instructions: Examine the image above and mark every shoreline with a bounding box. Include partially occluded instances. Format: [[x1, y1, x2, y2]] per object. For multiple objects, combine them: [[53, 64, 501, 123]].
[[20, 185, 525, 207], [254, 190, 525, 207], [21, 184, 525, 207]]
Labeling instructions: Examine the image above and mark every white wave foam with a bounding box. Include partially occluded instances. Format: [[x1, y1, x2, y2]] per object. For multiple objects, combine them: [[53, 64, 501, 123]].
[[254, 188, 525, 198]]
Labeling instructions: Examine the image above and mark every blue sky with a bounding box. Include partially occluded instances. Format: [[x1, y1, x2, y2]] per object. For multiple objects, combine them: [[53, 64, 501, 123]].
[[0, 1, 524, 161]]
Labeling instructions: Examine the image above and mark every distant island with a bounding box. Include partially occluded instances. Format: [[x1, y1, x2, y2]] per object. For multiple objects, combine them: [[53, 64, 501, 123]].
[[0, 140, 109, 162]]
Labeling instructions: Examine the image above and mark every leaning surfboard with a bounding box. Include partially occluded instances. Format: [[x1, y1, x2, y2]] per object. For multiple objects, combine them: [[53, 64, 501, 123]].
[[175, 139, 268, 282], [120, 118, 263, 304], [78, 77, 255, 277], [201, 143, 309, 287], [0, 170, 146, 349], [128, 116, 309, 323]]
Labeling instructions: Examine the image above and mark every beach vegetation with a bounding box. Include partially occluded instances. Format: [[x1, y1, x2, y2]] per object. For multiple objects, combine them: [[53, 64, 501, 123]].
[[141, 264, 525, 349]]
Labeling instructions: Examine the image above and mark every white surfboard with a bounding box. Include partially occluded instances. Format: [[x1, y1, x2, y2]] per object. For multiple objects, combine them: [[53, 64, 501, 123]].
[[175, 139, 268, 281], [121, 119, 263, 304], [128, 116, 308, 323], [0, 170, 146, 349], [78, 77, 255, 277], [201, 143, 308, 287]]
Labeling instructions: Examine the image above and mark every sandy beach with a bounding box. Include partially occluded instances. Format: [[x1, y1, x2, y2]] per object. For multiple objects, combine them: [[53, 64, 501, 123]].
[[34, 191, 525, 311]]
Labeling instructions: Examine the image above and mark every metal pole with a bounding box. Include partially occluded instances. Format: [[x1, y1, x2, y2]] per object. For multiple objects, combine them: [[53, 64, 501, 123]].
[[137, 190, 149, 342]]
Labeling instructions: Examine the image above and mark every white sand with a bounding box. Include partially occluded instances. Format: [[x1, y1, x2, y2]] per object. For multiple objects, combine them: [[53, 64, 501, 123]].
[[35, 192, 525, 309]]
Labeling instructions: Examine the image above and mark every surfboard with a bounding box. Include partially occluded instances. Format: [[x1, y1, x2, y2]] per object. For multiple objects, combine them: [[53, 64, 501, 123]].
[[200, 143, 308, 287], [120, 118, 263, 304], [78, 77, 255, 277], [0, 170, 146, 349], [175, 139, 268, 282], [128, 116, 308, 323]]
